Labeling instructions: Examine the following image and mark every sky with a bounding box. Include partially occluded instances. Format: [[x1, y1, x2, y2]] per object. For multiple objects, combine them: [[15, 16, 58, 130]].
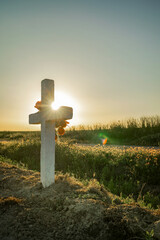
[[0, 0, 160, 130]]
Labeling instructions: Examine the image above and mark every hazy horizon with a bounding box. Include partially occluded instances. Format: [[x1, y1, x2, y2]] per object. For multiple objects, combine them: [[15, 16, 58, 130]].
[[0, 0, 160, 131]]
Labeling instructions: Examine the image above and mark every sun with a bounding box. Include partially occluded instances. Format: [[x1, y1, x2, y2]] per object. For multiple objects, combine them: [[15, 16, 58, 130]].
[[51, 91, 78, 111], [51, 91, 80, 125]]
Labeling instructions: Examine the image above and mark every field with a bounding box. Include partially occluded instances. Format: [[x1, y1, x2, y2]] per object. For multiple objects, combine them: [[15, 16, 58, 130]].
[[0, 122, 160, 209], [0, 117, 160, 239]]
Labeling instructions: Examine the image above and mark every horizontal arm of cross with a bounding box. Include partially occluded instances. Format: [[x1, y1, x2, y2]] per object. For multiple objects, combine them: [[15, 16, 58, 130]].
[[29, 106, 73, 124]]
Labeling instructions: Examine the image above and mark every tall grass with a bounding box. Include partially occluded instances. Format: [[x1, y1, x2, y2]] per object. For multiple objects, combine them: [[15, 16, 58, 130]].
[[0, 137, 160, 208], [65, 115, 160, 146], [0, 139, 41, 171], [0, 131, 40, 141], [1, 116, 160, 146], [0, 115, 160, 208]]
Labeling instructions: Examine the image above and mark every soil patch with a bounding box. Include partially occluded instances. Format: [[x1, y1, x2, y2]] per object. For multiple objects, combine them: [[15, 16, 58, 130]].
[[0, 161, 160, 240]]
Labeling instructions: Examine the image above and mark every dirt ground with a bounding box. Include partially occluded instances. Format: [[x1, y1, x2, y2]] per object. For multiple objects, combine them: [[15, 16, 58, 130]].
[[0, 161, 160, 240]]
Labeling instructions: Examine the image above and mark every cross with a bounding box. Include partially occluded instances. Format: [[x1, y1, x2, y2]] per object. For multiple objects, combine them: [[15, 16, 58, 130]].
[[29, 79, 73, 188]]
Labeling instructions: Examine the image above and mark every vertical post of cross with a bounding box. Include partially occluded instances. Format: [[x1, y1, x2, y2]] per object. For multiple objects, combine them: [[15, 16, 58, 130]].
[[41, 79, 55, 187]]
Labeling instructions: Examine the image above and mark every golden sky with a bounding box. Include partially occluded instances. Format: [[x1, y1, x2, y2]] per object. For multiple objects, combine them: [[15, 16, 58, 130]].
[[0, 0, 160, 130]]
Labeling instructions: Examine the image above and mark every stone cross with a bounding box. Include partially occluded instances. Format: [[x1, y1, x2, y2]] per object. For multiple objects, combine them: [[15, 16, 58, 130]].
[[29, 79, 73, 188]]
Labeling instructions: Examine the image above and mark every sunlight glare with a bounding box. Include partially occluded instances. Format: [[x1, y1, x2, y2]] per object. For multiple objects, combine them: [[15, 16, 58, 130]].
[[51, 91, 78, 112], [51, 102, 60, 110], [51, 90, 81, 125]]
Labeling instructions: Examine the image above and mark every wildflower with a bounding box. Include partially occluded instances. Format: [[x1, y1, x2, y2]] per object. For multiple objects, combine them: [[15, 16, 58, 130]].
[[34, 101, 42, 111], [58, 126, 65, 135]]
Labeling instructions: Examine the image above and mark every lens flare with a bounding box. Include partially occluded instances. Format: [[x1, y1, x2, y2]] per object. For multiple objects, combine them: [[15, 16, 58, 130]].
[[99, 133, 108, 145], [102, 138, 107, 145]]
